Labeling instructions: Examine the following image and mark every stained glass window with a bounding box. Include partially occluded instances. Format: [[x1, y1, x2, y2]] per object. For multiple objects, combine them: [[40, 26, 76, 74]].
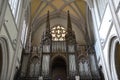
[[51, 25, 66, 41]]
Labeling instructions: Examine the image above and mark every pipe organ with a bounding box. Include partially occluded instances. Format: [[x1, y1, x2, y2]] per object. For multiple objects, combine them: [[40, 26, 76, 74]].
[[15, 11, 104, 80], [52, 41, 66, 53]]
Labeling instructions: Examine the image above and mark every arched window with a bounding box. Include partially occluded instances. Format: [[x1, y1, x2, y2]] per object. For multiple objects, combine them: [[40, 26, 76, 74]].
[[0, 37, 8, 80], [51, 25, 66, 41]]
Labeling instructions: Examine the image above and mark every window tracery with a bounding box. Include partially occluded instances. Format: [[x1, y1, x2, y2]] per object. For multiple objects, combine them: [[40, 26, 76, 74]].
[[51, 25, 66, 41]]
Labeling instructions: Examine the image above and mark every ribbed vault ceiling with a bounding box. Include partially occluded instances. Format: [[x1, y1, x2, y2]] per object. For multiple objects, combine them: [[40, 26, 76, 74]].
[[30, 0, 89, 45], [31, 0, 86, 20]]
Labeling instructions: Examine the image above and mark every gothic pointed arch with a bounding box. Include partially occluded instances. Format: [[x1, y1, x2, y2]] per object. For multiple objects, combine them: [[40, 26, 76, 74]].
[[51, 56, 67, 80], [0, 36, 9, 80], [109, 36, 120, 80]]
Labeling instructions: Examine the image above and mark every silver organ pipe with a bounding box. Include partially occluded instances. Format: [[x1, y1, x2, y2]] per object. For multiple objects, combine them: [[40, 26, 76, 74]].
[[56, 41, 58, 51], [69, 54, 76, 75], [29, 63, 34, 77], [61, 41, 63, 51], [89, 54, 100, 78], [52, 41, 66, 53], [84, 61, 91, 78], [55, 41, 56, 52], [52, 42, 54, 53], [29, 60, 40, 77], [63, 41, 65, 52], [90, 54, 97, 71], [57, 41, 58, 51], [79, 62, 84, 77], [51, 42, 53, 52], [62, 41, 64, 52], [57, 41, 58, 52], [34, 63, 40, 77], [20, 55, 29, 77], [64, 41, 66, 52], [42, 55, 50, 76]]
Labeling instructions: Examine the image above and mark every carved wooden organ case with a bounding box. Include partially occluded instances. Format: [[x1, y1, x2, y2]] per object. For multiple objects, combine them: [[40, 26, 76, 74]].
[[16, 11, 104, 80]]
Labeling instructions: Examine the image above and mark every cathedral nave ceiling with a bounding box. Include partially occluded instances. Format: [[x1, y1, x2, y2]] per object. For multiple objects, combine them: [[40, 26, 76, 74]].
[[30, 0, 88, 45]]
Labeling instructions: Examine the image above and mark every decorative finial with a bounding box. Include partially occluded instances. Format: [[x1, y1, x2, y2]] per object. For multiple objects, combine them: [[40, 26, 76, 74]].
[[46, 11, 50, 33], [67, 10, 72, 32]]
